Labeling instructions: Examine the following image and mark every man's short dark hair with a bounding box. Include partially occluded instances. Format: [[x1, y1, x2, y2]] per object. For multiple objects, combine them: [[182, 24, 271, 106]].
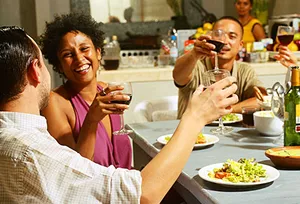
[[39, 13, 105, 77], [0, 26, 40, 104], [213, 16, 244, 38]]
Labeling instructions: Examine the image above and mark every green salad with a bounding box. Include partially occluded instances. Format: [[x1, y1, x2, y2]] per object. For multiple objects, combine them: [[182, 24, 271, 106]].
[[208, 158, 267, 183], [221, 113, 239, 122]]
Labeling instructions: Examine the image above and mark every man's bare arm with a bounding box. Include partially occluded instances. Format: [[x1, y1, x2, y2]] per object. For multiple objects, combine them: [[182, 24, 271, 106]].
[[173, 35, 215, 86]]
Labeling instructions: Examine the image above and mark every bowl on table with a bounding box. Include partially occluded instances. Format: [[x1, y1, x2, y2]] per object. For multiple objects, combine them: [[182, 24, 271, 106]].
[[253, 111, 283, 136], [265, 146, 300, 169]]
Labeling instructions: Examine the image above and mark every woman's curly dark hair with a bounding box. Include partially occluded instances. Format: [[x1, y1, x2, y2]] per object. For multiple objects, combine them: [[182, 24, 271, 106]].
[[39, 12, 105, 75]]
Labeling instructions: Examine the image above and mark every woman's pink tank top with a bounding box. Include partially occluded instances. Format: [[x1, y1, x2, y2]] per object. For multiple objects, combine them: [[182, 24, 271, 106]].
[[68, 84, 132, 169]]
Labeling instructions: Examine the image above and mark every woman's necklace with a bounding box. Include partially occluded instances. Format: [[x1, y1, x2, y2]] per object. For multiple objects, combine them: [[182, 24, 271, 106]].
[[241, 16, 252, 26]]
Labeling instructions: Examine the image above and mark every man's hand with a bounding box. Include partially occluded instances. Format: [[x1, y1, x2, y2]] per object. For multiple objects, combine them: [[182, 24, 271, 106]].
[[193, 34, 217, 59], [183, 76, 238, 124], [87, 85, 129, 123], [274, 45, 298, 67]]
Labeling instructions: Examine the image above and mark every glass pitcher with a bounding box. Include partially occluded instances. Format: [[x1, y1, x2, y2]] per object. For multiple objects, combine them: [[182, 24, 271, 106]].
[[270, 82, 285, 121]]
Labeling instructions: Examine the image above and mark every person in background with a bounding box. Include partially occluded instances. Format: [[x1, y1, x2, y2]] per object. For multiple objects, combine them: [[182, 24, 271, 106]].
[[39, 13, 132, 169], [0, 25, 239, 203], [235, 0, 266, 43], [173, 16, 265, 119]]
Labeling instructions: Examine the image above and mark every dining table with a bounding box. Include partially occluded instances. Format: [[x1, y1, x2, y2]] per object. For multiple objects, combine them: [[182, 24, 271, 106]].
[[126, 120, 300, 204]]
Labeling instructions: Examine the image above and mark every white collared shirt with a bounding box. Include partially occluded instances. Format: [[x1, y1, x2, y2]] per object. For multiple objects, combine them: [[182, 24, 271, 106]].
[[0, 112, 142, 203]]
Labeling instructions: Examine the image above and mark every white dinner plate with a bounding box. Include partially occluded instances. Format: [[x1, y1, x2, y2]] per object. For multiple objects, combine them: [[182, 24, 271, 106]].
[[198, 163, 280, 187], [156, 134, 219, 148], [212, 113, 243, 124]]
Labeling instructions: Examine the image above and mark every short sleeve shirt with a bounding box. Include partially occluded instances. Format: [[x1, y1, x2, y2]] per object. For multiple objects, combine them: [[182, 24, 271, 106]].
[[177, 58, 264, 119]]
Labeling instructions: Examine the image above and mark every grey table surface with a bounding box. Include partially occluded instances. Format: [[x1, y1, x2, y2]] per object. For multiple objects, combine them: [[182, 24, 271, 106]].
[[127, 120, 300, 204]]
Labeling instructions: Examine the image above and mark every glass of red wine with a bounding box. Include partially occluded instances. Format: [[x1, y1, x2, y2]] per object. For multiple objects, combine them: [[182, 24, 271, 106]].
[[108, 82, 133, 135], [207, 29, 226, 69], [277, 26, 295, 46], [202, 69, 233, 135], [276, 26, 295, 63]]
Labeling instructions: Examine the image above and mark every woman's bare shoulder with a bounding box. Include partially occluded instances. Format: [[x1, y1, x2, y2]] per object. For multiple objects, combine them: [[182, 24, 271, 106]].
[[49, 85, 75, 104], [42, 85, 73, 119], [46, 85, 72, 110]]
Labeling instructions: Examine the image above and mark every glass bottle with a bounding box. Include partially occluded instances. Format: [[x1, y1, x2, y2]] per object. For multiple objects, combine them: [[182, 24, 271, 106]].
[[169, 35, 178, 65], [102, 36, 120, 70], [284, 66, 300, 146], [111, 35, 120, 53]]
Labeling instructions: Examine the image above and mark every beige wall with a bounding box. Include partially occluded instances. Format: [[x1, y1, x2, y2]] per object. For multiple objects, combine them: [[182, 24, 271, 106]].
[[272, 0, 300, 16], [0, 0, 21, 26], [0, 0, 70, 88], [35, 0, 70, 88], [141, 0, 173, 22], [203, 0, 225, 18]]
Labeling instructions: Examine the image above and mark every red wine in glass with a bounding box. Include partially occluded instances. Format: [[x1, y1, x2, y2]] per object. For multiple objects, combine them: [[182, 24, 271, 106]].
[[208, 30, 226, 69], [242, 112, 255, 127], [278, 34, 294, 46], [207, 40, 225, 53], [111, 94, 132, 105], [108, 82, 133, 135]]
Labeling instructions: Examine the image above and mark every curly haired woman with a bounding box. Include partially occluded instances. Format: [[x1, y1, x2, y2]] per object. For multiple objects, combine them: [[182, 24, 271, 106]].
[[39, 13, 132, 169]]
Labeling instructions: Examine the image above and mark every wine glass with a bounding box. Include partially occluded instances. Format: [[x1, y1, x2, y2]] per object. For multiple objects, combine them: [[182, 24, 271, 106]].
[[277, 26, 295, 63], [108, 82, 133, 135], [277, 26, 295, 46], [207, 29, 226, 70], [202, 69, 233, 135], [271, 82, 285, 145]]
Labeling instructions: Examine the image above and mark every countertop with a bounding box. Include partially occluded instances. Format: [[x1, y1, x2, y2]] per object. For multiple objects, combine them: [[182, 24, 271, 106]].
[[97, 62, 287, 83]]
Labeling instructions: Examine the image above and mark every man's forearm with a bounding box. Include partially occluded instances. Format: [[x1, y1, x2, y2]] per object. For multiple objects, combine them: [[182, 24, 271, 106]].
[[140, 115, 205, 203], [173, 50, 201, 86], [232, 97, 259, 113]]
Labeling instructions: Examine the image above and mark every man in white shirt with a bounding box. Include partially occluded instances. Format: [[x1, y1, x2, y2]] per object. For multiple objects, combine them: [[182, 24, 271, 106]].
[[0, 26, 238, 203]]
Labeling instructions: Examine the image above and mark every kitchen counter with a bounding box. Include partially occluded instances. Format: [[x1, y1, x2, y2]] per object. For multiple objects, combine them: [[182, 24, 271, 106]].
[[97, 62, 287, 83]]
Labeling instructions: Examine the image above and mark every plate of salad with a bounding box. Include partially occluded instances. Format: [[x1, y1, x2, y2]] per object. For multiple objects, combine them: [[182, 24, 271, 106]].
[[198, 158, 280, 187], [212, 113, 243, 124], [156, 133, 219, 148]]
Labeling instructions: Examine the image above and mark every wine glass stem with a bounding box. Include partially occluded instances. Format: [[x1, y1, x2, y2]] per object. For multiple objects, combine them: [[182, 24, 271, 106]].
[[219, 117, 224, 129], [120, 113, 125, 131], [215, 52, 219, 70]]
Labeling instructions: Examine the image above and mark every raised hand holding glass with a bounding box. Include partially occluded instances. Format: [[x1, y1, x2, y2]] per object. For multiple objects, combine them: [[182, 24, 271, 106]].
[[202, 69, 233, 135], [108, 82, 133, 135], [207, 29, 226, 70]]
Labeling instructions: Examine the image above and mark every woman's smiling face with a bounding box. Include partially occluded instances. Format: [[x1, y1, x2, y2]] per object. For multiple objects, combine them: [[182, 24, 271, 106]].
[[235, 0, 252, 16], [57, 31, 101, 85]]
